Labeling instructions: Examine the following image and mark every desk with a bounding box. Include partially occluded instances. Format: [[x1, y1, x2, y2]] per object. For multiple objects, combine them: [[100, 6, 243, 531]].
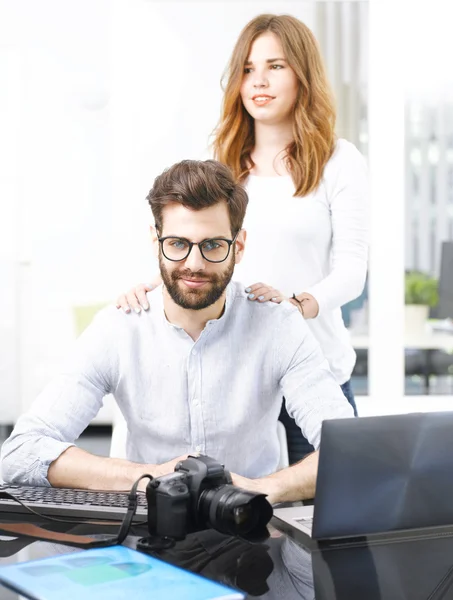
[[351, 331, 453, 351], [351, 330, 453, 396], [1, 515, 453, 599]]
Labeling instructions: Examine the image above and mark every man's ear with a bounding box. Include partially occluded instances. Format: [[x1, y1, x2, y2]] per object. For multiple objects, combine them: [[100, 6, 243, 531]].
[[150, 225, 159, 258], [234, 229, 247, 265]]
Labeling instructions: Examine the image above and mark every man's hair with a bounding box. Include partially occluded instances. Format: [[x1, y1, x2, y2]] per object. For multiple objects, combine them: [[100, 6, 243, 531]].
[[146, 159, 248, 235]]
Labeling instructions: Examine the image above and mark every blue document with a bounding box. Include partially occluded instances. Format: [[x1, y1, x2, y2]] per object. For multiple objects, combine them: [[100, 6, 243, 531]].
[[0, 545, 245, 600]]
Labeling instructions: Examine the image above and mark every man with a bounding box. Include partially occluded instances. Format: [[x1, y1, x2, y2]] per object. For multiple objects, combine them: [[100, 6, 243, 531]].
[[1, 160, 353, 503]]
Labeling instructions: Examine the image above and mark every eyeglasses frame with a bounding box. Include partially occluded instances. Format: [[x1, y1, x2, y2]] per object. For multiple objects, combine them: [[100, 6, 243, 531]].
[[157, 230, 240, 263]]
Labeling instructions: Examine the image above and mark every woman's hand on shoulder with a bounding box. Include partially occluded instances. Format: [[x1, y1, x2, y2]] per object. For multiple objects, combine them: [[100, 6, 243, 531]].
[[294, 293, 319, 319], [245, 283, 319, 319], [115, 283, 155, 313], [244, 282, 288, 304]]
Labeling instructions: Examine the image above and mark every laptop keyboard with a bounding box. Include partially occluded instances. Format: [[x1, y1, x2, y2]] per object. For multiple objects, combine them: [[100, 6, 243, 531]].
[[0, 483, 148, 522], [295, 517, 313, 524], [295, 517, 313, 530]]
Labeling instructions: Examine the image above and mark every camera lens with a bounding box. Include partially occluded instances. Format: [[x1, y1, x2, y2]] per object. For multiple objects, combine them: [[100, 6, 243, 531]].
[[233, 504, 252, 525], [198, 485, 272, 543]]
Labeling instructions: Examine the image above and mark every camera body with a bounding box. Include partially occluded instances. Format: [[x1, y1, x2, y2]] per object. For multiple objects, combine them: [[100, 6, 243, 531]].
[[146, 455, 272, 543], [147, 455, 231, 540]]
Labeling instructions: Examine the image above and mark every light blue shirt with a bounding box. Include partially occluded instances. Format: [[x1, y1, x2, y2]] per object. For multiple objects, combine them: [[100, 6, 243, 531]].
[[1, 282, 353, 486]]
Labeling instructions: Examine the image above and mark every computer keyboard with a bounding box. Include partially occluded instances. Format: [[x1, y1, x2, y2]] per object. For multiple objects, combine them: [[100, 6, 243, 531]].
[[0, 483, 148, 522]]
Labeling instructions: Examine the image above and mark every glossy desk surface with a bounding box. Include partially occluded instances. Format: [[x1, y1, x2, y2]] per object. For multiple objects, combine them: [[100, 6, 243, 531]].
[[1, 516, 453, 600]]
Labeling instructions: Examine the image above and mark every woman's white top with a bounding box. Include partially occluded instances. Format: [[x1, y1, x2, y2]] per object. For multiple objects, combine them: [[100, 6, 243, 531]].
[[234, 139, 369, 384]]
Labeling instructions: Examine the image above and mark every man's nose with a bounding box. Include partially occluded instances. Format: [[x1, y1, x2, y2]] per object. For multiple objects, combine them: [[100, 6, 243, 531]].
[[184, 245, 206, 271]]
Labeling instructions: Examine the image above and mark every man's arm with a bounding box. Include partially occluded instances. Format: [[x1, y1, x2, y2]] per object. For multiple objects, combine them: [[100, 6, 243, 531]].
[[47, 446, 187, 491], [2, 307, 126, 487], [230, 309, 353, 504], [232, 451, 319, 504], [277, 315, 354, 452]]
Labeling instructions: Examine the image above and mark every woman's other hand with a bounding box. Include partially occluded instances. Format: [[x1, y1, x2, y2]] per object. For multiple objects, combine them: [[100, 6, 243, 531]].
[[294, 292, 319, 319], [115, 283, 154, 313], [245, 282, 288, 304]]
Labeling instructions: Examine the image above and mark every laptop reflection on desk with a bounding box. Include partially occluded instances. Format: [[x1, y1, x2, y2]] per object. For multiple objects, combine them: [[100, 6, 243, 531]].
[[273, 412, 453, 542]]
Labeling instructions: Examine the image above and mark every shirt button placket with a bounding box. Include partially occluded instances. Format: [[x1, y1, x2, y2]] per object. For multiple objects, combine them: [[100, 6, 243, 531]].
[[189, 346, 204, 455]]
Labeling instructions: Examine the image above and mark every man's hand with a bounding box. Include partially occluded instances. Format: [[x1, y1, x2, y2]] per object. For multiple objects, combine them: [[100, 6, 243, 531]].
[[135, 454, 190, 490], [231, 451, 319, 505], [231, 473, 281, 505], [47, 446, 192, 492], [153, 454, 190, 478]]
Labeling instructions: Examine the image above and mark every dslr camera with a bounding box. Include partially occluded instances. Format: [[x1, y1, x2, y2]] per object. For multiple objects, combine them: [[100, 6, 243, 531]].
[[146, 455, 273, 543]]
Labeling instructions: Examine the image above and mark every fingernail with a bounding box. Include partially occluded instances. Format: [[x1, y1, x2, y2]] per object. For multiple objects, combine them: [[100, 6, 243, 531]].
[[248, 293, 255, 299], [143, 303, 149, 310], [123, 306, 130, 313], [258, 295, 264, 301], [245, 287, 251, 293], [271, 297, 278, 302], [134, 307, 141, 314]]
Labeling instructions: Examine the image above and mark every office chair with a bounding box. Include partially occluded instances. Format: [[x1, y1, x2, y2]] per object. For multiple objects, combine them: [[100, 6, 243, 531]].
[[109, 403, 128, 458], [276, 421, 289, 469], [73, 303, 107, 336]]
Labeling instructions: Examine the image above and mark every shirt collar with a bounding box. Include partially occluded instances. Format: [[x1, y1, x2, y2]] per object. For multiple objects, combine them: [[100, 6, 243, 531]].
[[155, 282, 235, 332]]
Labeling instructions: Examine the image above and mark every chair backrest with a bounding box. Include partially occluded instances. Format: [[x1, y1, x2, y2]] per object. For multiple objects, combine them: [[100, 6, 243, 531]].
[[109, 405, 128, 459], [276, 421, 289, 470], [73, 303, 108, 336]]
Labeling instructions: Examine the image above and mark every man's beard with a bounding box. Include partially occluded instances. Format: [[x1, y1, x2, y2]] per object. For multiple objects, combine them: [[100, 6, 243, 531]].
[[159, 251, 235, 310]]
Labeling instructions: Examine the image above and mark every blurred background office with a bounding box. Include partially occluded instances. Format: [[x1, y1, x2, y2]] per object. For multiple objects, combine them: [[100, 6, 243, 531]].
[[0, 0, 452, 439]]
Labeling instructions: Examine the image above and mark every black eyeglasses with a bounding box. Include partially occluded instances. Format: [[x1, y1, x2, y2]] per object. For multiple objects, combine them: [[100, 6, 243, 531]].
[[158, 231, 239, 263]]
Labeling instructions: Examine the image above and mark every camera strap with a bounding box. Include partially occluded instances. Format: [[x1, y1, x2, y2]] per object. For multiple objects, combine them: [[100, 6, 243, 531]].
[[0, 475, 153, 554]]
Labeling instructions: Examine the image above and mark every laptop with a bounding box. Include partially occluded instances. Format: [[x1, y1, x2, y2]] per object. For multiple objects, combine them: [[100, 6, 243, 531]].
[[273, 412, 453, 542]]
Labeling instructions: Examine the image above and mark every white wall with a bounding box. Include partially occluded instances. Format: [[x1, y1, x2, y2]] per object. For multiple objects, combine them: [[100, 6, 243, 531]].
[[2, 0, 451, 422], [109, 1, 318, 284], [0, 0, 321, 419], [0, 0, 113, 417]]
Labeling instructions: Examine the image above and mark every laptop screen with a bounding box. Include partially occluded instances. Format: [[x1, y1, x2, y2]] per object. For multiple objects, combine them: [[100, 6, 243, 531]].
[[312, 412, 453, 539]]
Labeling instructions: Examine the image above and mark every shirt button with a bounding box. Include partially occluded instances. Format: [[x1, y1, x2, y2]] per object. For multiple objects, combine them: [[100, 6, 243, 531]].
[[192, 349, 198, 356], [195, 445, 202, 453], [193, 398, 199, 406]]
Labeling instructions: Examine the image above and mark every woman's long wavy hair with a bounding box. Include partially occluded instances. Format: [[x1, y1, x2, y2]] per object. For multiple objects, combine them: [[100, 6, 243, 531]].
[[212, 14, 336, 197]]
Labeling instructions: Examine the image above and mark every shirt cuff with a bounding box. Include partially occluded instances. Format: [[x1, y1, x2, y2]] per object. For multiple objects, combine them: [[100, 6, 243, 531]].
[[35, 441, 76, 487]]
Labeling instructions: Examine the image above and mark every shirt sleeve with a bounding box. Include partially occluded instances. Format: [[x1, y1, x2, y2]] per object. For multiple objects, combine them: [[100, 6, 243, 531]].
[[1, 307, 120, 486], [276, 309, 354, 449], [304, 140, 369, 315]]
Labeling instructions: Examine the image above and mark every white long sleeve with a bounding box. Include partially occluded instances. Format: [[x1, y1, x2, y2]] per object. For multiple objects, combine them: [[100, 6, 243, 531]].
[[304, 140, 369, 314], [234, 138, 369, 384]]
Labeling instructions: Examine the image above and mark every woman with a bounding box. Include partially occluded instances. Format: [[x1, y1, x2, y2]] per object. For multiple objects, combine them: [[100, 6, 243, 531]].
[[116, 14, 368, 463]]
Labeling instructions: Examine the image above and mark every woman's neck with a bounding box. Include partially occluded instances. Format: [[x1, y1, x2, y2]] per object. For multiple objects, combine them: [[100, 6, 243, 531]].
[[251, 120, 294, 177]]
